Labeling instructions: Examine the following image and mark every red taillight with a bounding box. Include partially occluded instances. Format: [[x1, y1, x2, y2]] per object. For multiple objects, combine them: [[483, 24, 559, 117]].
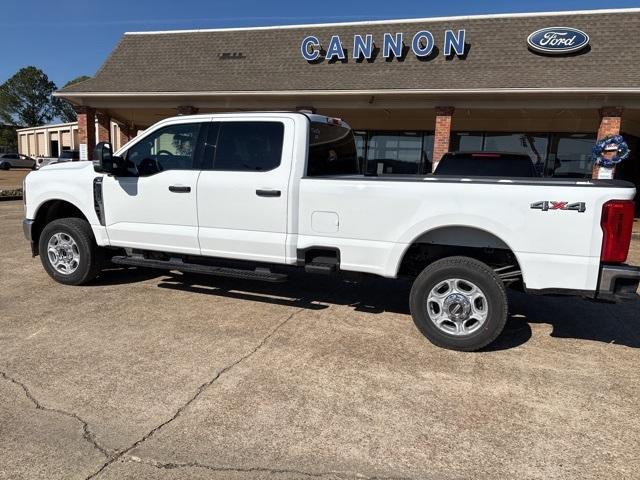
[[600, 200, 635, 263]]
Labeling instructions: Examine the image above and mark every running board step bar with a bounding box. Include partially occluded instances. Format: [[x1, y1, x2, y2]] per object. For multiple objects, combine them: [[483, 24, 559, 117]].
[[111, 256, 288, 283], [304, 262, 337, 275]]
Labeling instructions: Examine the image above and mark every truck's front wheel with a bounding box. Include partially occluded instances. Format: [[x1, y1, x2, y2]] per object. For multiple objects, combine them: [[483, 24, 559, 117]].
[[409, 256, 508, 351], [39, 218, 101, 285]]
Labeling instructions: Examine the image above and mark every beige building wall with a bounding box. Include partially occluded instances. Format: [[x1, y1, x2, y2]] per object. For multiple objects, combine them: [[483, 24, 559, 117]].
[[61, 131, 72, 150], [36, 132, 46, 156], [20, 134, 28, 155], [17, 120, 127, 157], [28, 134, 35, 156]]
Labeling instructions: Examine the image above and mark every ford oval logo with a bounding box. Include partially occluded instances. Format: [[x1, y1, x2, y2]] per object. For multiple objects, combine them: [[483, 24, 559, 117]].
[[527, 27, 589, 54]]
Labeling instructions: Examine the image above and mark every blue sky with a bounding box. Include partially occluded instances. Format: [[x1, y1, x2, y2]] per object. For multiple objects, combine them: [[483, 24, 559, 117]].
[[2, 0, 639, 87]]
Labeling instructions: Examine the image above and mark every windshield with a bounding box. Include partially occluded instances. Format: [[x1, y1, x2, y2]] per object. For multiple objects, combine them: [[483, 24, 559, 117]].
[[307, 121, 359, 176]]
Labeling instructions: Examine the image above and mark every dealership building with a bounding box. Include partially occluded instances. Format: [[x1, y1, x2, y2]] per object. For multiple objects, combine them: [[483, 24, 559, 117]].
[[45, 8, 640, 199]]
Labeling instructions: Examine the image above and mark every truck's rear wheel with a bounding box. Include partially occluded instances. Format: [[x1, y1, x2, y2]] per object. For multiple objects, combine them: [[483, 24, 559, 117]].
[[39, 218, 101, 285], [409, 256, 508, 351]]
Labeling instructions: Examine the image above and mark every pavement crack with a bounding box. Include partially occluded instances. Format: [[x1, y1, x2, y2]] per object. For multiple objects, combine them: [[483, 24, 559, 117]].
[[0, 370, 112, 459], [85, 307, 304, 480], [123, 455, 414, 480]]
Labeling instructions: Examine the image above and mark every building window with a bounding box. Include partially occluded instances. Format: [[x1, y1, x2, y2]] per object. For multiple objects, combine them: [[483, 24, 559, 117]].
[[452, 132, 549, 171], [483, 133, 548, 166], [455, 132, 483, 151], [354, 132, 367, 172], [545, 133, 595, 178], [355, 131, 433, 175], [451, 131, 599, 178]]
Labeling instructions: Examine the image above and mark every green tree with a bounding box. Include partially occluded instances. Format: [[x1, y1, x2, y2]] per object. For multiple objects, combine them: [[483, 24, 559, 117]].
[[0, 67, 58, 127], [54, 75, 91, 123], [0, 126, 17, 151]]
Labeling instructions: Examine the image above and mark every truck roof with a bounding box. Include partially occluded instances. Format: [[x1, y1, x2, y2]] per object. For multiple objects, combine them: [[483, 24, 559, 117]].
[[154, 111, 351, 129]]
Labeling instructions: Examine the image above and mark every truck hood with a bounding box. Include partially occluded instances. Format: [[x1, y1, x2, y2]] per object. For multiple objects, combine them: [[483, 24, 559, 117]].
[[39, 160, 94, 172]]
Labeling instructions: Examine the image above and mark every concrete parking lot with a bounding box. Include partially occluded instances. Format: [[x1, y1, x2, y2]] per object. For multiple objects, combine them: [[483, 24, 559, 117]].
[[1, 200, 639, 480]]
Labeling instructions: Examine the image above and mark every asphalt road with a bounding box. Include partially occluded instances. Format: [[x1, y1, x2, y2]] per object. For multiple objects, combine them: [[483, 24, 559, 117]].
[[1, 200, 639, 480]]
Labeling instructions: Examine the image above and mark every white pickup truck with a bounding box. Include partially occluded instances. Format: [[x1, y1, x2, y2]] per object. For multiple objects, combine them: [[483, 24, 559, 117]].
[[23, 112, 640, 351]]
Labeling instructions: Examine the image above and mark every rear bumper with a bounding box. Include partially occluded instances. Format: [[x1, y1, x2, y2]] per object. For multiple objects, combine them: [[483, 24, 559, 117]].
[[597, 264, 640, 302]]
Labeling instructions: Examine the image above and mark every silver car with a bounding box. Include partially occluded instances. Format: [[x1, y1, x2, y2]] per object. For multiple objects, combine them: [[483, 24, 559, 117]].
[[0, 153, 36, 170]]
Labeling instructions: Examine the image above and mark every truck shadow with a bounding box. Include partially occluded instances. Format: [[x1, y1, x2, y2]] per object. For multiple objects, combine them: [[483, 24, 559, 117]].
[[87, 266, 163, 286], [148, 269, 640, 351], [499, 290, 640, 350], [156, 270, 410, 313]]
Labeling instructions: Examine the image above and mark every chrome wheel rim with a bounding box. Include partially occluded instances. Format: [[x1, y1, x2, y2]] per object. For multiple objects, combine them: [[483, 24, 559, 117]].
[[426, 278, 488, 336], [47, 232, 80, 275]]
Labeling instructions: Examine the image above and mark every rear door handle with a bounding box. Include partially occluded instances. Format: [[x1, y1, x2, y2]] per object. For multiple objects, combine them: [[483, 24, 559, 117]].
[[256, 189, 281, 197], [169, 185, 191, 193]]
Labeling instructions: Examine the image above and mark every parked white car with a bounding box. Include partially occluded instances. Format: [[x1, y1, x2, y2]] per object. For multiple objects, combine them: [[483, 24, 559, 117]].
[[35, 150, 80, 169], [22, 112, 640, 351], [0, 153, 35, 169]]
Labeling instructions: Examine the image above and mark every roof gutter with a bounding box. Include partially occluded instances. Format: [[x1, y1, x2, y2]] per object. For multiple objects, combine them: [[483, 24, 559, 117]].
[[54, 88, 640, 98]]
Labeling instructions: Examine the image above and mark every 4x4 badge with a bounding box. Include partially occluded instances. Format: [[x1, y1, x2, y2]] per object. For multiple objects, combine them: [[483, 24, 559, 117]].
[[531, 201, 586, 212]]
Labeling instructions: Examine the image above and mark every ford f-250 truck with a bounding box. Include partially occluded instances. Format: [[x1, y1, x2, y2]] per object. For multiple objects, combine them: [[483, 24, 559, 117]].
[[22, 112, 640, 351]]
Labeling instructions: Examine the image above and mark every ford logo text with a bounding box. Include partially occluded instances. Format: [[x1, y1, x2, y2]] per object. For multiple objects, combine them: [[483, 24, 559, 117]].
[[527, 27, 589, 54]]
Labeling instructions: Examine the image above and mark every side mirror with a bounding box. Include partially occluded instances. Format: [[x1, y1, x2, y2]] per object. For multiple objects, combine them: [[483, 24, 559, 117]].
[[93, 142, 115, 173]]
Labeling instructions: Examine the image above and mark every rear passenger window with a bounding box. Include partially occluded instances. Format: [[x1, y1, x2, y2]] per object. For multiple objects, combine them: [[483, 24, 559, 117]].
[[214, 122, 284, 171], [307, 122, 359, 176]]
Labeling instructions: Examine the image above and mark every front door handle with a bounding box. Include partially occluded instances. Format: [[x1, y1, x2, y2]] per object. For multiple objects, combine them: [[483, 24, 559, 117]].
[[169, 185, 191, 193], [256, 189, 281, 197]]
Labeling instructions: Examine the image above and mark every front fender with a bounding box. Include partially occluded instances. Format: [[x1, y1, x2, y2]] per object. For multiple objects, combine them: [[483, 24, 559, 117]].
[[25, 165, 110, 247]]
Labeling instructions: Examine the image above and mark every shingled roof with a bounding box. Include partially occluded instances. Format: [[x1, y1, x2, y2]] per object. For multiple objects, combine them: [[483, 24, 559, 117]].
[[59, 9, 640, 95]]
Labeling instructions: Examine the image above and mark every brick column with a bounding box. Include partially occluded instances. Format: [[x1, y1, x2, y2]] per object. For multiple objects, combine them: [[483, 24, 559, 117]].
[[177, 105, 199, 115], [592, 107, 623, 179], [120, 124, 141, 145], [118, 124, 131, 145], [96, 112, 111, 143], [432, 106, 455, 172], [75, 106, 96, 160]]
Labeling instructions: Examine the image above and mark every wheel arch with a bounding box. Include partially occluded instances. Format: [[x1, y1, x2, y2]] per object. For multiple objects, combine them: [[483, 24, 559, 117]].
[[31, 199, 92, 255], [396, 225, 523, 281]]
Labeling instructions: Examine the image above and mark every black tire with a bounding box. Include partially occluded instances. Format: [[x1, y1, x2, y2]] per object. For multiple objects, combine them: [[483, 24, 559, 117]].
[[409, 256, 508, 352], [0, 162, 10, 170], [39, 218, 101, 285]]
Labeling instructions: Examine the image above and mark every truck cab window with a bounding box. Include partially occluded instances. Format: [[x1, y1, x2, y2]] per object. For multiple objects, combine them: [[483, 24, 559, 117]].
[[307, 122, 359, 176], [125, 122, 201, 175], [213, 121, 284, 171]]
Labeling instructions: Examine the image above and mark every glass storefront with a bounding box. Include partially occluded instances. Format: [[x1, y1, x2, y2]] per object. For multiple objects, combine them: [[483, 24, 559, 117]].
[[354, 131, 434, 175], [353, 130, 596, 178], [546, 133, 595, 178], [453, 132, 595, 178]]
